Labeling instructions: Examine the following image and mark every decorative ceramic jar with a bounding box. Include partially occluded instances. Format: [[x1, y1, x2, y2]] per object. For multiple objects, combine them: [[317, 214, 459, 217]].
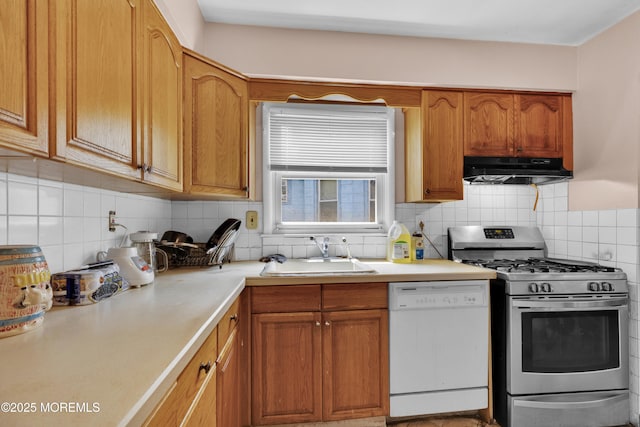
[[0, 246, 52, 338]]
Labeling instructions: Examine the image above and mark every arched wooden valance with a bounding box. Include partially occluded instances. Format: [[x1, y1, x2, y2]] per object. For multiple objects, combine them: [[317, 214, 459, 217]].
[[248, 78, 422, 107]]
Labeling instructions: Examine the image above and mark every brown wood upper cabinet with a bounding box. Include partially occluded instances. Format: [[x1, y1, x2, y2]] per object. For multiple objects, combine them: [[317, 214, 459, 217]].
[[140, 0, 183, 191], [405, 90, 464, 202], [53, 0, 182, 191], [53, 0, 141, 178], [183, 51, 250, 198], [0, 0, 49, 156], [405, 90, 573, 202], [464, 92, 570, 159]]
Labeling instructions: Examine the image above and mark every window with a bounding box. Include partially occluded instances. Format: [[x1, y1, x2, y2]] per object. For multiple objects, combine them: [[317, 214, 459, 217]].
[[263, 102, 394, 234]]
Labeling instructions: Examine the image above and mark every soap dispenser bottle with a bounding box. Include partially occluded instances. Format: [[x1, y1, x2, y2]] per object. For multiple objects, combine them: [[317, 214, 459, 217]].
[[387, 220, 411, 263]]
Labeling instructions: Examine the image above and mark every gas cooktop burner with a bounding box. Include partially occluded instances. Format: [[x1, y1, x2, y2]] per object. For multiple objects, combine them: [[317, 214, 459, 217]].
[[463, 257, 618, 274], [449, 226, 627, 295]]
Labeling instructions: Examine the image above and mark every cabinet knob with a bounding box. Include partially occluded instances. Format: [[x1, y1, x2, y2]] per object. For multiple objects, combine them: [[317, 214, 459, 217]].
[[230, 313, 238, 322], [315, 321, 321, 326], [516, 147, 523, 152], [199, 361, 212, 374], [324, 321, 331, 326], [425, 189, 431, 195]]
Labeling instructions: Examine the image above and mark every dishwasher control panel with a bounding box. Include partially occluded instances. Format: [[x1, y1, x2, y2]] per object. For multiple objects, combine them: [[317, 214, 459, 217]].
[[389, 281, 488, 309]]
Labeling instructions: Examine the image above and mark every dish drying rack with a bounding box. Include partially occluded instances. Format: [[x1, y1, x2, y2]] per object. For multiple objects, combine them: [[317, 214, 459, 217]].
[[163, 228, 240, 269]]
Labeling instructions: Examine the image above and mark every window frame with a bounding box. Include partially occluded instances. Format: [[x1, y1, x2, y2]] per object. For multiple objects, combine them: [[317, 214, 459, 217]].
[[262, 102, 395, 235]]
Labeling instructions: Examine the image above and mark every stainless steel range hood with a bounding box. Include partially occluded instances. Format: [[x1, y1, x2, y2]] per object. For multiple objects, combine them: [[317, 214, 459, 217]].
[[463, 157, 572, 185]]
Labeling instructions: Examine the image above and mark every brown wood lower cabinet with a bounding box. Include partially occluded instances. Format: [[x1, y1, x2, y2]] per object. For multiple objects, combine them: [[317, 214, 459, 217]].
[[145, 327, 218, 426], [323, 309, 389, 421], [217, 327, 242, 427], [251, 283, 389, 426], [145, 291, 246, 427], [183, 365, 217, 426], [252, 311, 324, 425]]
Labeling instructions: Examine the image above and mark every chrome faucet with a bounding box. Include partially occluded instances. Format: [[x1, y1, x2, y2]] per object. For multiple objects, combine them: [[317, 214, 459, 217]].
[[310, 236, 330, 259]]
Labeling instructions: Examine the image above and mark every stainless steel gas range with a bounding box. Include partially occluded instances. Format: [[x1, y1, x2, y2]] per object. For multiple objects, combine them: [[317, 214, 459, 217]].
[[448, 225, 630, 427]]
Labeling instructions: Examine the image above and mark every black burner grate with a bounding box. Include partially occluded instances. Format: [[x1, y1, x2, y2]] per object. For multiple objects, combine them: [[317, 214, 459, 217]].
[[462, 257, 617, 274]]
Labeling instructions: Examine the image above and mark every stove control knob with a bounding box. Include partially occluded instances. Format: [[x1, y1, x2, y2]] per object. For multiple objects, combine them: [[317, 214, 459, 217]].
[[588, 281, 601, 292], [528, 283, 539, 293], [541, 283, 552, 293], [601, 282, 614, 292]]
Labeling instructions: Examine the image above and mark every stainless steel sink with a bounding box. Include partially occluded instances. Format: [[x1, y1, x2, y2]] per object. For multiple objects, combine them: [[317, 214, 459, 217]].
[[260, 258, 377, 276]]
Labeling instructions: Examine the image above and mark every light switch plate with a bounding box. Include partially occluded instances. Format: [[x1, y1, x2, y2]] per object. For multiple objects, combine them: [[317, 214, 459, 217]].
[[246, 210, 258, 230]]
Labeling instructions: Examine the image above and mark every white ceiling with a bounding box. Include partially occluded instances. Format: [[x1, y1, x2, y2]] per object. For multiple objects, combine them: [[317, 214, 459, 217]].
[[197, 0, 640, 46]]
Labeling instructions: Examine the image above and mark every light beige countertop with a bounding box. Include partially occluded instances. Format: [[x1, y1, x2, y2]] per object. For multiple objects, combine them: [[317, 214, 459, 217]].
[[0, 265, 249, 427], [245, 258, 496, 285], [0, 259, 493, 426]]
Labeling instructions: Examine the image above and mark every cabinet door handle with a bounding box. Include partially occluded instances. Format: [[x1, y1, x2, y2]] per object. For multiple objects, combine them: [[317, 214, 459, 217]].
[[315, 321, 321, 327], [137, 164, 152, 173], [425, 188, 431, 195], [199, 361, 213, 374], [230, 313, 238, 322], [324, 321, 331, 326]]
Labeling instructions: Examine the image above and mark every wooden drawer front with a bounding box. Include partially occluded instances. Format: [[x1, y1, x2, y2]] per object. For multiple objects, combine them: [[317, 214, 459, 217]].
[[217, 297, 240, 350], [251, 285, 321, 313], [322, 283, 388, 310], [145, 327, 218, 426]]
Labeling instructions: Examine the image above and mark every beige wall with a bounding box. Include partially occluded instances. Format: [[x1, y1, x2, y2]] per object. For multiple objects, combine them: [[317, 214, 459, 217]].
[[569, 11, 640, 210], [153, 0, 206, 51], [202, 23, 577, 92], [160, 1, 640, 209]]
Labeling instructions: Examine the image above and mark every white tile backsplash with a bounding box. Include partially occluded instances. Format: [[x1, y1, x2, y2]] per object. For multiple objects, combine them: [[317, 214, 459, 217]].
[[2, 173, 639, 424], [39, 185, 64, 216], [8, 180, 38, 216], [536, 181, 640, 424], [0, 176, 171, 274]]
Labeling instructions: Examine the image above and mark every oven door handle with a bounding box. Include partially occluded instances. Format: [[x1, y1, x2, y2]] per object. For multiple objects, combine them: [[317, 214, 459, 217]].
[[513, 392, 628, 410], [512, 299, 627, 309]]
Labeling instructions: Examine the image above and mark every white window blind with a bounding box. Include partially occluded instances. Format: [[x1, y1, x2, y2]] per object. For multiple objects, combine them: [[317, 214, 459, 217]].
[[267, 104, 389, 173]]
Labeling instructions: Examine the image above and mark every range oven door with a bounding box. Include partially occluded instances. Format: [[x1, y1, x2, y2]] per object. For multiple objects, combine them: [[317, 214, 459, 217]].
[[508, 295, 628, 395]]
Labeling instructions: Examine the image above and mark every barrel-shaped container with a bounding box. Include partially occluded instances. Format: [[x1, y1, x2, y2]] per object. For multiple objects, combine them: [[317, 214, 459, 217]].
[[0, 246, 52, 338]]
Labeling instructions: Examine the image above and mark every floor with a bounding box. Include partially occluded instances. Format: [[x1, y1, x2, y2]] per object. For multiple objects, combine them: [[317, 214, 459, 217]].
[[267, 416, 633, 427], [267, 415, 493, 427], [387, 415, 491, 426]]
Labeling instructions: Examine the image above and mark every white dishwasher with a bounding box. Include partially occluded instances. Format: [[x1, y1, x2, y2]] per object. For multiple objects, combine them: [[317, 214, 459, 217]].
[[389, 280, 489, 417]]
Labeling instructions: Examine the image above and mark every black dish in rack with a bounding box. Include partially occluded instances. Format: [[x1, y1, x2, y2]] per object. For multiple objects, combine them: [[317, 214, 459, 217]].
[[157, 219, 242, 269]]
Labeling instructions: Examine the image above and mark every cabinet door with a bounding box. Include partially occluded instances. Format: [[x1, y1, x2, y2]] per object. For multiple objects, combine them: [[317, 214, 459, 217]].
[[515, 94, 563, 158], [322, 309, 389, 421], [422, 90, 464, 201], [54, 0, 140, 179], [183, 53, 249, 198], [145, 327, 218, 426], [464, 92, 514, 156], [0, 0, 49, 155], [217, 328, 240, 427], [140, 0, 182, 191], [252, 312, 322, 425], [183, 365, 217, 427]]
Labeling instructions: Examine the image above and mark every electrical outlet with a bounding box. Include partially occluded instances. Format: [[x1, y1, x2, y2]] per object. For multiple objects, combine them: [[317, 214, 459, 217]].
[[108, 210, 116, 232], [246, 210, 258, 230]]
